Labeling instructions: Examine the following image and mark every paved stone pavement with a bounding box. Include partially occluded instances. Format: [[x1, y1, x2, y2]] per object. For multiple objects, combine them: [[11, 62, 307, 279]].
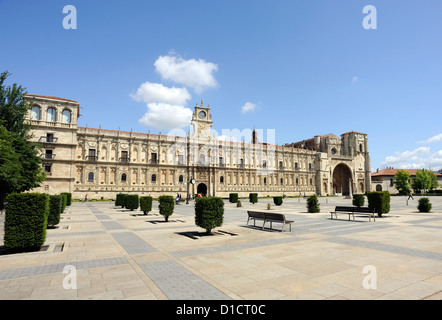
[[0, 196, 441, 300]]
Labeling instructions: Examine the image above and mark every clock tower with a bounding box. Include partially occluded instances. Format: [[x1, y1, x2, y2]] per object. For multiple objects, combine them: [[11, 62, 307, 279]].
[[190, 99, 213, 141]]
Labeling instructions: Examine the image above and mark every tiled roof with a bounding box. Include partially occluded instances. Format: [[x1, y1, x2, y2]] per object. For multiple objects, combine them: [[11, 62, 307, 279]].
[[25, 94, 78, 103], [372, 168, 442, 177]]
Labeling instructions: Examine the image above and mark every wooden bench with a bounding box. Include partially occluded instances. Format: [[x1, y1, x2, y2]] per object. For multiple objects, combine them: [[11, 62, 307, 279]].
[[247, 211, 294, 232], [330, 206, 376, 222]]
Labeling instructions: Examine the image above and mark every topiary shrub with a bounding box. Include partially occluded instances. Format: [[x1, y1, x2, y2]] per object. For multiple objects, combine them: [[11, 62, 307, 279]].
[[418, 197, 432, 212], [306, 194, 320, 213], [273, 196, 283, 206], [125, 194, 139, 211], [4, 193, 49, 250], [195, 197, 224, 234], [229, 193, 238, 203], [158, 195, 174, 221], [48, 195, 62, 227], [367, 191, 390, 217], [352, 194, 365, 208], [140, 196, 153, 215], [61, 192, 72, 206], [60, 193, 67, 213], [115, 193, 125, 207], [249, 193, 258, 204]]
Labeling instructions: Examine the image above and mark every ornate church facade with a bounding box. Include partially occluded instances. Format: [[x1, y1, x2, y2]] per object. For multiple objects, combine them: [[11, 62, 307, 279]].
[[24, 94, 372, 200]]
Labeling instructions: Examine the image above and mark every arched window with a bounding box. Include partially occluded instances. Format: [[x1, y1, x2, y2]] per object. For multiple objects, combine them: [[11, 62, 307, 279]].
[[121, 173, 127, 182], [31, 105, 41, 120], [47, 107, 56, 122], [359, 144, 363, 152], [88, 172, 94, 181], [264, 177, 267, 185], [280, 178, 284, 185], [178, 175, 184, 183], [331, 148, 337, 155], [220, 176, 224, 183], [62, 109, 71, 124], [151, 174, 156, 182]]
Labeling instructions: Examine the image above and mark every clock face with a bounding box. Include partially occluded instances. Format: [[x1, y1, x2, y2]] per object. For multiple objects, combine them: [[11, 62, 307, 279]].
[[191, 179, 196, 184], [199, 110, 206, 119]]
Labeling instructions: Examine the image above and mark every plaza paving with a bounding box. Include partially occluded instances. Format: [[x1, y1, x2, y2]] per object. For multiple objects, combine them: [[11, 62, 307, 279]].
[[0, 196, 441, 300]]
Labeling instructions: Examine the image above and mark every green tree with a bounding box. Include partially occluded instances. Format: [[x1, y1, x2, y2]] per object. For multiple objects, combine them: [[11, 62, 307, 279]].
[[0, 71, 45, 208], [412, 169, 438, 193], [394, 169, 411, 195]]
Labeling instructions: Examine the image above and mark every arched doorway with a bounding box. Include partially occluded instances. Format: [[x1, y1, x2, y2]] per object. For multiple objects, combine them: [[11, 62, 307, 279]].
[[332, 164, 353, 196], [197, 183, 208, 196]]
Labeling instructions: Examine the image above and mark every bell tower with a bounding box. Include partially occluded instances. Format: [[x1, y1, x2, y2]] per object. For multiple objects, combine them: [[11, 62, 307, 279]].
[[190, 99, 213, 140]]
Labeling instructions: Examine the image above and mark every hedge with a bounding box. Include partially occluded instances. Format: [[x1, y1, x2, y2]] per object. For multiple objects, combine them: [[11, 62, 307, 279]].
[[125, 194, 139, 211], [158, 195, 174, 221], [418, 197, 432, 212], [115, 193, 125, 206], [352, 194, 365, 208], [195, 197, 224, 234], [367, 191, 390, 217], [48, 195, 62, 227], [273, 196, 283, 206], [61, 192, 72, 206], [249, 193, 258, 204], [60, 193, 67, 213], [4, 193, 49, 250], [306, 195, 320, 213], [140, 196, 153, 215], [229, 193, 238, 203]]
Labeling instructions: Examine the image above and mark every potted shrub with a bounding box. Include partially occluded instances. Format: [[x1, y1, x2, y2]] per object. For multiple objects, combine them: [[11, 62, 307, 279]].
[[273, 196, 283, 206]]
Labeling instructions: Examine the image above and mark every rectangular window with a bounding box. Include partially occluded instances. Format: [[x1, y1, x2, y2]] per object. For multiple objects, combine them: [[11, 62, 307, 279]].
[[178, 154, 184, 165], [44, 164, 51, 173], [151, 153, 157, 163], [46, 133, 54, 143]]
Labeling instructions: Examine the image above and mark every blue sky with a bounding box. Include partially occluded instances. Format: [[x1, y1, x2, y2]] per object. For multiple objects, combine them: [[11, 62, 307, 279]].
[[1, 0, 442, 171]]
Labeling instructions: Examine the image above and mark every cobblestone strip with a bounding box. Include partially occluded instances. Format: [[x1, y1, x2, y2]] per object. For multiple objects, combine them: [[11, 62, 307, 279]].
[[325, 237, 442, 261], [111, 232, 157, 255], [171, 236, 305, 258], [101, 220, 126, 230], [0, 256, 128, 280], [139, 260, 230, 300]]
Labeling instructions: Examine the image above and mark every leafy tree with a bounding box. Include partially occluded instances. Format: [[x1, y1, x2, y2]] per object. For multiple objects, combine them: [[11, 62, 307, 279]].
[[0, 71, 45, 208], [412, 169, 438, 193], [394, 169, 411, 195]]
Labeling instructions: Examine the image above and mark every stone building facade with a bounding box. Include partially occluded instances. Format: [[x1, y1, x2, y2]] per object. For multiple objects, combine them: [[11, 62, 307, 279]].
[[25, 94, 372, 199]]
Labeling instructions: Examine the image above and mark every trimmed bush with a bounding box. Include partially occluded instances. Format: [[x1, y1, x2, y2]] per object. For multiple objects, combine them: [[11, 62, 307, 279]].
[[48, 195, 62, 227], [195, 197, 224, 234], [125, 194, 139, 211], [249, 193, 258, 204], [61, 192, 72, 206], [367, 191, 390, 217], [60, 193, 67, 213], [140, 196, 153, 215], [158, 195, 174, 221], [273, 196, 283, 206], [306, 195, 320, 213], [418, 197, 432, 212], [4, 193, 49, 250], [237, 200, 242, 207], [115, 193, 124, 206], [229, 193, 238, 203], [352, 194, 365, 208]]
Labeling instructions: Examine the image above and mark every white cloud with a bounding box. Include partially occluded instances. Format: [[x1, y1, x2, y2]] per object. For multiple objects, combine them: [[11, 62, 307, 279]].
[[130, 81, 191, 105], [138, 103, 193, 130], [418, 133, 442, 144], [241, 102, 257, 114], [154, 54, 218, 94], [381, 146, 442, 170], [131, 82, 192, 130]]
